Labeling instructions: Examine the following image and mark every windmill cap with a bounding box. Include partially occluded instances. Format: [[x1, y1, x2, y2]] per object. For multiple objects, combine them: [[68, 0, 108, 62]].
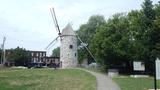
[[61, 23, 76, 36]]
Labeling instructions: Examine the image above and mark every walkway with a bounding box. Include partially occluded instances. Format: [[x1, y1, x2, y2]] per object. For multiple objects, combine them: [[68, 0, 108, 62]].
[[81, 69, 121, 90]]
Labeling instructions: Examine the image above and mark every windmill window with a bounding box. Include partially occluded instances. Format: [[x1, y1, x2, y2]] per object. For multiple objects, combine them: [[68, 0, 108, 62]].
[[69, 45, 73, 49]]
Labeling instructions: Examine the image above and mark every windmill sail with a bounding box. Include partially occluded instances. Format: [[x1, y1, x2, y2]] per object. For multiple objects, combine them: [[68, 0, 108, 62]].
[[45, 36, 59, 50], [45, 7, 62, 51], [50, 8, 61, 36], [77, 35, 96, 62]]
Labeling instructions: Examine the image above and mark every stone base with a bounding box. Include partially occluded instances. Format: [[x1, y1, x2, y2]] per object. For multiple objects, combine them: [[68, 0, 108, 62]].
[[61, 60, 77, 69], [130, 75, 149, 78]]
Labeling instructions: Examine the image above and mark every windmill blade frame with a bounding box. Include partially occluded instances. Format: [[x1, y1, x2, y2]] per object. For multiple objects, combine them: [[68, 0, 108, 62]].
[[76, 35, 96, 62], [46, 39, 58, 51], [50, 8, 58, 33], [45, 36, 59, 50], [50, 7, 61, 36]]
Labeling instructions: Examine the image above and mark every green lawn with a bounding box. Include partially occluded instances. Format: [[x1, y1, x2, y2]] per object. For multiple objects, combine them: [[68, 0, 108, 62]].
[[113, 76, 160, 90], [0, 68, 96, 90]]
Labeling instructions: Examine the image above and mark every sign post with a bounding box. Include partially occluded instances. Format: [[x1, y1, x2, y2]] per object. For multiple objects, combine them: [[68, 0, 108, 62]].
[[154, 59, 157, 90], [156, 58, 160, 80], [154, 58, 160, 90]]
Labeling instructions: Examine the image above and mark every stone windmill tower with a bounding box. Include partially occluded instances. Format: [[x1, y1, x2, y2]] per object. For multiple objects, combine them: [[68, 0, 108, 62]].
[[46, 8, 77, 69], [60, 24, 77, 68]]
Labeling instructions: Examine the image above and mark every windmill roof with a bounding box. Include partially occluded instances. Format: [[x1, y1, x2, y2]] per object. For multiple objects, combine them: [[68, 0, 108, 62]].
[[61, 23, 76, 36]]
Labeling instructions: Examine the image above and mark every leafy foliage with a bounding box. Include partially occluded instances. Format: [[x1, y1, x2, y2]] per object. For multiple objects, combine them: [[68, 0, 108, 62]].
[[77, 0, 160, 73], [91, 13, 131, 69], [7, 47, 29, 66], [52, 47, 60, 57], [77, 15, 106, 64]]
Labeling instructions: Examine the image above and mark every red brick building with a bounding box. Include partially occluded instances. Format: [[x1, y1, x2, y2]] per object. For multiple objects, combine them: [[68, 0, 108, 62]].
[[4, 50, 60, 68]]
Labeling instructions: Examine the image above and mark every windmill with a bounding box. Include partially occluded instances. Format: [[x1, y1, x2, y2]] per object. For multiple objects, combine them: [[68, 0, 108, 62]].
[[46, 8, 78, 69], [46, 8, 96, 69]]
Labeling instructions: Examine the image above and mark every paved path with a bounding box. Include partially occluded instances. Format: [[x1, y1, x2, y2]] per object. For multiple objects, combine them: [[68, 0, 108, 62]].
[[81, 69, 121, 90]]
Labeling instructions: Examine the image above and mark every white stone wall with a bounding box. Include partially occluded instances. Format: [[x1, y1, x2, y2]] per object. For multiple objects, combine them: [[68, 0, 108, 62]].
[[60, 36, 77, 68], [60, 24, 78, 69]]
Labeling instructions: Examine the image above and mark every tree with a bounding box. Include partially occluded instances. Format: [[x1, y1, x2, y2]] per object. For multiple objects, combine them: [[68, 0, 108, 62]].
[[91, 13, 130, 70], [77, 15, 106, 64], [78, 47, 87, 64], [7, 47, 29, 66], [77, 15, 106, 44], [76, 0, 160, 73], [150, 1, 160, 58], [127, 10, 151, 62], [52, 47, 60, 57]]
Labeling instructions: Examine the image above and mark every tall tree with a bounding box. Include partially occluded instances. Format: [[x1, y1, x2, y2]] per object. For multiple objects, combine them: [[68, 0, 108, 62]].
[[7, 47, 29, 66], [76, 0, 160, 73], [91, 13, 130, 69], [77, 15, 106, 44], [127, 10, 147, 61], [150, 2, 160, 58], [141, 0, 155, 31], [77, 15, 106, 64], [52, 47, 60, 57]]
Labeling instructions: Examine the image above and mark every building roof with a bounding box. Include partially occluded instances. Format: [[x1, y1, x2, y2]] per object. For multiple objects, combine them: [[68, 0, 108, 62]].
[[61, 23, 76, 36], [28, 50, 46, 53]]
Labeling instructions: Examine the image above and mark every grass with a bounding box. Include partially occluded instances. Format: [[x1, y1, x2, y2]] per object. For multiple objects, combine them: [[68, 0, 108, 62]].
[[113, 75, 160, 90], [0, 68, 96, 90]]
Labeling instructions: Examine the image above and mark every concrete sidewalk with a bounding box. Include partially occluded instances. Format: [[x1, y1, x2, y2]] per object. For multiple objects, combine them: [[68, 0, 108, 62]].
[[81, 69, 121, 90]]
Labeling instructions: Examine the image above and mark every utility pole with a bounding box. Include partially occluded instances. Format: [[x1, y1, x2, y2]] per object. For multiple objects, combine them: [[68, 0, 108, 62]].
[[2, 37, 6, 65], [0, 44, 3, 64]]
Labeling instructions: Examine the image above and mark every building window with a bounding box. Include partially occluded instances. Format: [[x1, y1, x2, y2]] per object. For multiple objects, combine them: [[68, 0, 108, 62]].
[[69, 45, 73, 49], [43, 53, 46, 57], [31, 52, 33, 56], [33, 58, 36, 62], [75, 53, 76, 57], [40, 53, 42, 57]]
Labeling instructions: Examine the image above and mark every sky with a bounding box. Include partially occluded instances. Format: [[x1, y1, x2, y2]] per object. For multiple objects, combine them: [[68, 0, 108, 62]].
[[0, 0, 159, 55]]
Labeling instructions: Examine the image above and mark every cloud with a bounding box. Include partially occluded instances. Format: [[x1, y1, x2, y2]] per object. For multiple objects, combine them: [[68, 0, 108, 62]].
[[0, 0, 159, 55]]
